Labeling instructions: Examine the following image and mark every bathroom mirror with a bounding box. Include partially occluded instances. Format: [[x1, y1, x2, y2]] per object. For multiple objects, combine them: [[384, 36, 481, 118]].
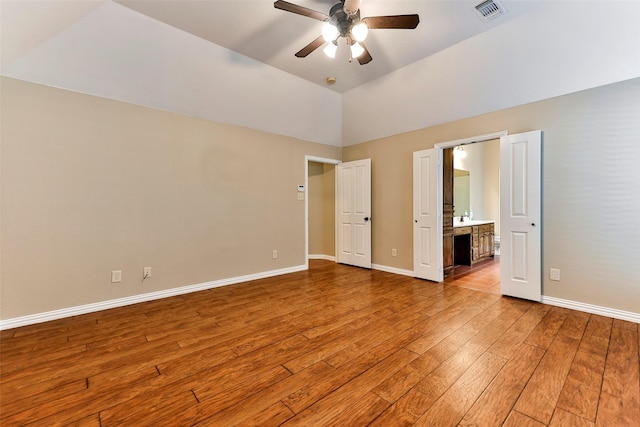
[[454, 168, 470, 217]]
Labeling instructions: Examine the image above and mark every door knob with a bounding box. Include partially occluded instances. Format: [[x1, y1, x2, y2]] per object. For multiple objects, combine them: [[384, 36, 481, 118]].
[[531, 223, 536, 226], [364, 217, 371, 222]]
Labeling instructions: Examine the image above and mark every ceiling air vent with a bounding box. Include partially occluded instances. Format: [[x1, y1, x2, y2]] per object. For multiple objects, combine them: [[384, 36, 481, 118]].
[[473, 0, 507, 22]]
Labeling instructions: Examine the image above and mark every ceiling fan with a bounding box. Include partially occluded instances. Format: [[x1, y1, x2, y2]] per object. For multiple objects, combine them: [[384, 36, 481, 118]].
[[274, 0, 420, 65]]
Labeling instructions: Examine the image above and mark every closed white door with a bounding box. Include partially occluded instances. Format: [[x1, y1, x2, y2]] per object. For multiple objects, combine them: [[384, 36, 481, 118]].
[[500, 130, 542, 301], [413, 149, 442, 281], [337, 159, 372, 268]]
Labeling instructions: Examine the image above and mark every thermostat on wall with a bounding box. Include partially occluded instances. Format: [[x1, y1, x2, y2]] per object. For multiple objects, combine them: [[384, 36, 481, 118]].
[[298, 185, 305, 192]]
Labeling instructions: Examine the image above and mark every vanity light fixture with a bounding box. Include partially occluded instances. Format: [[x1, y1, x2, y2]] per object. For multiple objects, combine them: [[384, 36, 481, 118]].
[[454, 146, 468, 159]]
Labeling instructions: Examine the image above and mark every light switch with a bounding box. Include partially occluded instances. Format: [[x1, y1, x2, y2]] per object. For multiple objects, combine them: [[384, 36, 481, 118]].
[[111, 270, 122, 283]]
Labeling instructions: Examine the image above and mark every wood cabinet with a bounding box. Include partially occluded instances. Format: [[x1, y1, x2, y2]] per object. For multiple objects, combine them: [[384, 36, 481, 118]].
[[476, 223, 495, 260], [454, 222, 495, 265], [443, 148, 454, 277]]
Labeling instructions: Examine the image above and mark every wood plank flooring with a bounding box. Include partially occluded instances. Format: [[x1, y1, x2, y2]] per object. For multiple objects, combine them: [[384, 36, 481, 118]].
[[445, 257, 501, 295], [1, 260, 638, 426]]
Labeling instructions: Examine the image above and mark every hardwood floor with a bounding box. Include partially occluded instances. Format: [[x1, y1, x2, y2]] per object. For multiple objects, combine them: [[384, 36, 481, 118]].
[[1, 260, 638, 426], [445, 257, 501, 295]]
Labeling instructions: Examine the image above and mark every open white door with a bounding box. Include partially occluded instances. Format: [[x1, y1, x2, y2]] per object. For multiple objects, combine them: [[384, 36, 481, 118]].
[[413, 149, 442, 282], [337, 159, 372, 268], [500, 130, 542, 301]]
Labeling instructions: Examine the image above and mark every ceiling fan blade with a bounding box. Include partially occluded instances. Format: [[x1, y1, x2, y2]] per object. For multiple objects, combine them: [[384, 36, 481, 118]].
[[295, 35, 325, 58], [357, 43, 372, 65], [274, 0, 329, 21], [364, 14, 420, 29]]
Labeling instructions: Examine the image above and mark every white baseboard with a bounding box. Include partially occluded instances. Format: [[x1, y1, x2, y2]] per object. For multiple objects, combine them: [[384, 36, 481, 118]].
[[308, 254, 336, 261], [372, 263, 415, 277], [542, 296, 640, 324], [0, 265, 307, 331], [4, 264, 637, 330]]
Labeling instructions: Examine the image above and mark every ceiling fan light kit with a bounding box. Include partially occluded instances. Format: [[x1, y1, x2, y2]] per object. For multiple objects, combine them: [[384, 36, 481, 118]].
[[350, 41, 365, 59], [322, 21, 339, 42], [351, 22, 368, 42], [323, 41, 338, 58], [273, 0, 419, 65]]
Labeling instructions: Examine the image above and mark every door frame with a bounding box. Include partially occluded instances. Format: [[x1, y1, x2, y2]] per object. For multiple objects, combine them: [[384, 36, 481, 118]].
[[305, 155, 341, 269], [432, 130, 508, 280]]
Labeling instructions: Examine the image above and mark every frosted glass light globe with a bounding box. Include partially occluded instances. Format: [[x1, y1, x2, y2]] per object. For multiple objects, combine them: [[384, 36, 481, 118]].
[[351, 22, 368, 42], [322, 22, 339, 42]]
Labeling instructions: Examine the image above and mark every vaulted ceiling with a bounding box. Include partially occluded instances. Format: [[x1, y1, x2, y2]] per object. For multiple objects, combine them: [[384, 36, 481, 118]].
[[117, 0, 545, 93], [2, 0, 543, 93], [2, 1, 638, 146]]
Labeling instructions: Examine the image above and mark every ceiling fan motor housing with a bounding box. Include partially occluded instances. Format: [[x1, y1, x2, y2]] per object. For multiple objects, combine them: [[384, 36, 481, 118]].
[[329, 1, 361, 38]]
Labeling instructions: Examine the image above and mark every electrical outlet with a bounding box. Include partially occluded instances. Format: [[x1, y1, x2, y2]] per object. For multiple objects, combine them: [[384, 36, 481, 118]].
[[550, 268, 560, 281], [111, 270, 122, 283], [143, 267, 151, 279], [272, 250, 278, 259], [391, 248, 397, 257]]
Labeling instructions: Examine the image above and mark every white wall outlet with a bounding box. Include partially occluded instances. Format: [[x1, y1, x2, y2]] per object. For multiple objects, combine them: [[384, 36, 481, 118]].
[[392, 248, 397, 257], [272, 250, 278, 259], [550, 268, 561, 281], [111, 270, 122, 283], [143, 267, 151, 279]]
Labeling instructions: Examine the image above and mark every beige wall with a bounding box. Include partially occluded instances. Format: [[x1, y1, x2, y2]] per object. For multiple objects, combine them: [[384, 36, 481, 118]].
[[2, 76, 639, 320], [454, 139, 501, 235], [343, 78, 640, 314], [308, 162, 335, 257], [454, 142, 488, 219], [0, 77, 341, 319]]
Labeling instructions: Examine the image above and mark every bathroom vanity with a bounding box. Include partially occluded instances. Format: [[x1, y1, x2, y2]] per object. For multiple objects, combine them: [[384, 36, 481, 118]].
[[453, 220, 495, 265]]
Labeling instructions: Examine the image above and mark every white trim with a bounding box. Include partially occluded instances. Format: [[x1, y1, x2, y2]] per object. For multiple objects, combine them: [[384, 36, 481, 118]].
[[308, 254, 336, 261], [306, 156, 341, 165], [0, 265, 306, 331], [372, 263, 415, 277], [305, 155, 341, 270], [4, 264, 637, 330], [434, 130, 508, 149], [542, 296, 640, 324]]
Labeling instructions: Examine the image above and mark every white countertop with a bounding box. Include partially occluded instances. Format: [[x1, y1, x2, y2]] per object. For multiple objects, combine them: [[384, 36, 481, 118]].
[[453, 219, 494, 227]]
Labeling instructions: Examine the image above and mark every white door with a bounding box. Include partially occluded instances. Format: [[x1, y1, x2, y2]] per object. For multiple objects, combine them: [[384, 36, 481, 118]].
[[500, 130, 542, 301], [337, 159, 372, 268], [413, 149, 442, 281]]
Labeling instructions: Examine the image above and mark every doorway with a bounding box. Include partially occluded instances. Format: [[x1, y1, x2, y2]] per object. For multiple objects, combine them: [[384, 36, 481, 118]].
[[445, 135, 503, 294], [414, 130, 542, 301], [305, 156, 340, 268]]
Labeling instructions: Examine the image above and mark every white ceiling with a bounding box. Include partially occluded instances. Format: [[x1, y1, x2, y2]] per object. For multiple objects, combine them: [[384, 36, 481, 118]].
[[3, 1, 638, 145], [109, 0, 543, 93]]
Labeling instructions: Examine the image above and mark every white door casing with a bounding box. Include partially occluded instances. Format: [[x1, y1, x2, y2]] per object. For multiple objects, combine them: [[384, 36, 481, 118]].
[[337, 159, 372, 268], [413, 149, 442, 281], [500, 130, 542, 301]]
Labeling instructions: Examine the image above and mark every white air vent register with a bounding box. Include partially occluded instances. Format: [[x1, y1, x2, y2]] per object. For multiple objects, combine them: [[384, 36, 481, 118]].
[[473, 0, 507, 22]]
